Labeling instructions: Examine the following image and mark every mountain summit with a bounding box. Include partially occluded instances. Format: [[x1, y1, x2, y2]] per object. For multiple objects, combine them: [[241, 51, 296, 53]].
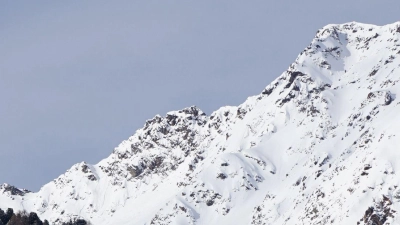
[[2, 22, 400, 225]]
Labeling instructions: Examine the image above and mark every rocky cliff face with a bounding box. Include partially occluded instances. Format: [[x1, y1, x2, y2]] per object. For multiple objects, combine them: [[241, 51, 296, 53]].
[[2, 21, 400, 225]]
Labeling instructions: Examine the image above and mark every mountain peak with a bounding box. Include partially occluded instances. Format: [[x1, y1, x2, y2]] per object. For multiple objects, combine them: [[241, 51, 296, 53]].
[[2, 22, 400, 224]]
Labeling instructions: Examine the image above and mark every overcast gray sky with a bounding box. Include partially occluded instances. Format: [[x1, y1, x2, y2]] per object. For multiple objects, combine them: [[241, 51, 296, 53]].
[[1, 1, 399, 191]]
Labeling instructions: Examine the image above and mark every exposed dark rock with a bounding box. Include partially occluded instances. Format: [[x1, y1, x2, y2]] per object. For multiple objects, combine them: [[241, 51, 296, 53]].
[[131, 143, 141, 154], [308, 105, 320, 117], [117, 152, 130, 160], [315, 170, 323, 178], [179, 206, 187, 213], [158, 126, 168, 135], [285, 71, 306, 89], [128, 166, 142, 178], [384, 92, 393, 105], [179, 106, 205, 117], [206, 199, 214, 206], [361, 171, 369, 176], [364, 164, 372, 170], [81, 164, 90, 173], [1, 184, 30, 196], [87, 174, 97, 181], [166, 114, 178, 126], [277, 90, 297, 106], [308, 84, 331, 94], [361, 196, 395, 225], [369, 69, 378, 77], [236, 107, 247, 119], [217, 173, 227, 180], [261, 82, 279, 96], [261, 87, 273, 95], [148, 157, 164, 171]]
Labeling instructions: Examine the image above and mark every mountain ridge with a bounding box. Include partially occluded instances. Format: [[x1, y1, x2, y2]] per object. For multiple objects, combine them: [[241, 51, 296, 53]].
[[2, 21, 400, 224]]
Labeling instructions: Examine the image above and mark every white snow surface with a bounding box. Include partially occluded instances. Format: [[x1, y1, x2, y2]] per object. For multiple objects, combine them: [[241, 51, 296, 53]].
[[2, 21, 400, 225]]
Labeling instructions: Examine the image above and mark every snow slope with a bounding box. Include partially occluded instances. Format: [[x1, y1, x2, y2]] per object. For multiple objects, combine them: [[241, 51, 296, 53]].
[[2, 21, 400, 225]]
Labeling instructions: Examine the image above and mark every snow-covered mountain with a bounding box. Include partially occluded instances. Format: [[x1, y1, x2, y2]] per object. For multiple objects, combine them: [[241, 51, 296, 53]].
[[2, 21, 400, 225]]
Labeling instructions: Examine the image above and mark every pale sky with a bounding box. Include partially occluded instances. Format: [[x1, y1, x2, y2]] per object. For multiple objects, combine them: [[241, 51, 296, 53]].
[[1, 1, 400, 191]]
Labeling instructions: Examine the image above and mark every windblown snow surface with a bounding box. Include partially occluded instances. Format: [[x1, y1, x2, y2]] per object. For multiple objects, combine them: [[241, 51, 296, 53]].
[[2, 22, 400, 225]]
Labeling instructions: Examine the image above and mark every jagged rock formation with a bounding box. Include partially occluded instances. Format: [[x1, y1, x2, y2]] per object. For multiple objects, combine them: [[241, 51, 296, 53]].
[[2, 21, 400, 224]]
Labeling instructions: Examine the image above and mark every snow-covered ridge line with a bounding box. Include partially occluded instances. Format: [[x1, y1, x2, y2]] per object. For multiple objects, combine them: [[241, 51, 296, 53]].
[[2, 21, 400, 225]]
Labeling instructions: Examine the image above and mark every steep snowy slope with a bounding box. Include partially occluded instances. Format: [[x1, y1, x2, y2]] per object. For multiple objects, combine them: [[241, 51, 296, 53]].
[[2, 21, 400, 225]]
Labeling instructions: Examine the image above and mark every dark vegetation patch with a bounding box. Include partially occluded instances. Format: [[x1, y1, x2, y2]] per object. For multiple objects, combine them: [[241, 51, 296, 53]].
[[0, 208, 90, 225]]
